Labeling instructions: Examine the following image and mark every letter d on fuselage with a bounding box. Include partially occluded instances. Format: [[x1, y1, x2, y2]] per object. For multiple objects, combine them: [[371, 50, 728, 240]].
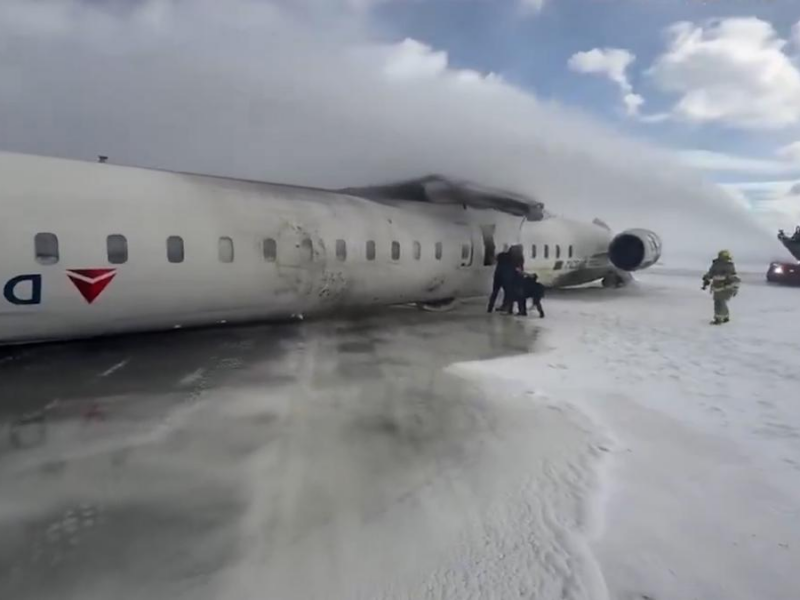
[[3, 274, 42, 306]]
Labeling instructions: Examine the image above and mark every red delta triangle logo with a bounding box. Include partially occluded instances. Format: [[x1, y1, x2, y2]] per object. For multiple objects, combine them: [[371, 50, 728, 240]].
[[66, 269, 117, 304]]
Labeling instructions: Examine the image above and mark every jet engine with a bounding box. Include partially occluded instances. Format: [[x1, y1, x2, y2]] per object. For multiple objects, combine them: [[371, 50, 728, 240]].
[[608, 229, 662, 272]]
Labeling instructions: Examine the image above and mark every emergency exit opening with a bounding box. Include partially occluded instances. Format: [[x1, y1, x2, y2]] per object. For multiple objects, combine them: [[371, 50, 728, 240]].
[[480, 225, 496, 266]]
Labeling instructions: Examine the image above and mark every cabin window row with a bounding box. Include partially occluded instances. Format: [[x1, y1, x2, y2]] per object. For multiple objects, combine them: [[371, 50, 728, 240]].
[[33, 233, 450, 265], [530, 244, 574, 260]]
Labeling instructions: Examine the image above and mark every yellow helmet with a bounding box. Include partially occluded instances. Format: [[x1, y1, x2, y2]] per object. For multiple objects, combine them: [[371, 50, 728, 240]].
[[718, 249, 732, 260]]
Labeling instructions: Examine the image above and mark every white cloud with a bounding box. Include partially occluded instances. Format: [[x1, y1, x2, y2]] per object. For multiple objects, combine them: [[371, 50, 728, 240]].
[[623, 93, 644, 116], [377, 38, 502, 85], [381, 38, 450, 81], [649, 18, 800, 129], [0, 0, 778, 264], [568, 48, 643, 116], [569, 48, 635, 89], [678, 150, 800, 176], [520, 0, 546, 15], [777, 141, 800, 164]]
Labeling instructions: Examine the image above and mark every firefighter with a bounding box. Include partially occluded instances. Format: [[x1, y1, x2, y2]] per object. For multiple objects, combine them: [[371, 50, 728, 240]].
[[702, 250, 740, 325]]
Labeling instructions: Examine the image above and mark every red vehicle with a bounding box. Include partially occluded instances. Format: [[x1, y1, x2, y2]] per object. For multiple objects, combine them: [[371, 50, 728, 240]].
[[769, 230, 800, 285]]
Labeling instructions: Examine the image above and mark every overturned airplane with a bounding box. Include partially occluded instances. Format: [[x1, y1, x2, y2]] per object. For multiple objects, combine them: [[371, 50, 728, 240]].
[[0, 153, 661, 345]]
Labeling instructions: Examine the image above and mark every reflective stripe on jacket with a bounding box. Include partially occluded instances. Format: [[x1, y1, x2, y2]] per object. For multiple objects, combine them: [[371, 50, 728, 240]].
[[703, 258, 740, 292]]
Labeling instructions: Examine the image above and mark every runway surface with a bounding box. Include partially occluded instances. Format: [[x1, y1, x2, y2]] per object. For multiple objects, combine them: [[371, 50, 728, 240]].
[[0, 303, 543, 600]]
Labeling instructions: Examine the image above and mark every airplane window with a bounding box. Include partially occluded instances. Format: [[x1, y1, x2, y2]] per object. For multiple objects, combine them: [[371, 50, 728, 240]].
[[167, 236, 184, 263], [34, 232, 59, 265], [461, 244, 470, 260], [392, 241, 401, 261], [556, 245, 561, 259], [544, 244, 549, 259], [366, 240, 376, 261], [531, 244, 537, 259], [107, 234, 128, 264], [336, 239, 347, 261], [413, 241, 421, 260], [219, 237, 235, 263], [300, 238, 313, 262], [569, 245, 574, 258], [263, 238, 277, 262], [435, 242, 443, 260]]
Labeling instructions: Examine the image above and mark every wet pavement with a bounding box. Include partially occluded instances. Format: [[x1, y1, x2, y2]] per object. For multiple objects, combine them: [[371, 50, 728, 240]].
[[0, 302, 540, 600]]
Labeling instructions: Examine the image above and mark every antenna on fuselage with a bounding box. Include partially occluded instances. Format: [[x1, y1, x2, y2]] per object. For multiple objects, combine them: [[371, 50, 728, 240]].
[[98, 155, 108, 164]]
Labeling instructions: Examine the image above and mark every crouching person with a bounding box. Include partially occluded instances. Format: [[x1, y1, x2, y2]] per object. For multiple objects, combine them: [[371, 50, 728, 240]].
[[523, 273, 546, 318]]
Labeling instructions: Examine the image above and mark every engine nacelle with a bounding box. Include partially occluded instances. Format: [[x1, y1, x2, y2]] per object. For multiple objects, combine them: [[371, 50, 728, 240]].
[[608, 229, 662, 272]]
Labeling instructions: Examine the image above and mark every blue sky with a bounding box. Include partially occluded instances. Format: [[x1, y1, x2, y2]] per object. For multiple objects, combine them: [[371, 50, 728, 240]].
[[370, 0, 800, 192]]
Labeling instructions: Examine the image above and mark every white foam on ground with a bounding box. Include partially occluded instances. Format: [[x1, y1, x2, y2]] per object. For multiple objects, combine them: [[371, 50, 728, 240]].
[[457, 270, 800, 600], [215, 372, 612, 600]]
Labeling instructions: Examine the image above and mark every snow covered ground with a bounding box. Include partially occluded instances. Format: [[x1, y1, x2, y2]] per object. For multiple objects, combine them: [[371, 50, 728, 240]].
[[458, 269, 800, 600], [1, 269, 799, 600]]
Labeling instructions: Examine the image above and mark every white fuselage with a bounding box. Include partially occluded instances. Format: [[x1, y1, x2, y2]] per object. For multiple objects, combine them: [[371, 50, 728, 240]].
[[0, 153, 614, 345]]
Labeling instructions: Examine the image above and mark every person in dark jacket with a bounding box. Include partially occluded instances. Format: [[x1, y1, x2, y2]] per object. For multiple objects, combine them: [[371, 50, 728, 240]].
[[508, 244, 525, 271], [522, 273, 546, 318], [506, 245, 527, 316], [487, 250, 512, 313]]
